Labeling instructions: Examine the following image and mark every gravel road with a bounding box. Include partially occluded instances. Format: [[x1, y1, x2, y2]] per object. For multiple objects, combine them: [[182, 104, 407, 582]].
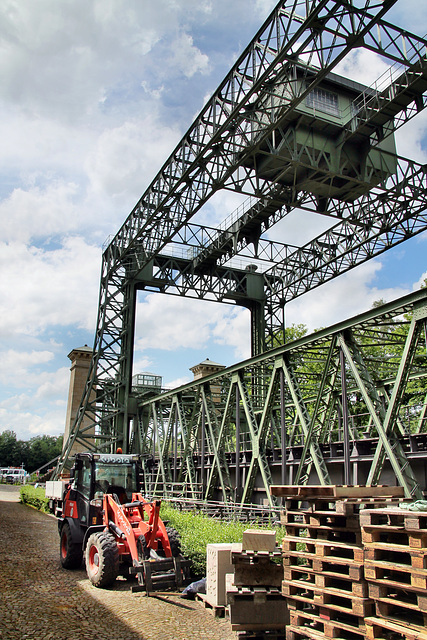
[[0, 485, 234, 640]]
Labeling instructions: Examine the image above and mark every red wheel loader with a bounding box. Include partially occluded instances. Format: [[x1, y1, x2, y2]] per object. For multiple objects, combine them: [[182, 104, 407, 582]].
[[46, 452, 190, 593]]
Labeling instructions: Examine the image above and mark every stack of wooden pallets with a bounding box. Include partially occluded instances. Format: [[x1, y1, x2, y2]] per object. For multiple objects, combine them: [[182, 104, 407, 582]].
[[361, 506, 427, 640], [270, 485, 406, 640]]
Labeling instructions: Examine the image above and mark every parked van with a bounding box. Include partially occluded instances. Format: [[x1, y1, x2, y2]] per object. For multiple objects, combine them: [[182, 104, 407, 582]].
[[1, 468, 28, 484]]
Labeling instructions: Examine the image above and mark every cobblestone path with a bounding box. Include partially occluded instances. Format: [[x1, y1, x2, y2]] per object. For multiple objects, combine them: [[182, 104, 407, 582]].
[[0, 486, 234, 640]]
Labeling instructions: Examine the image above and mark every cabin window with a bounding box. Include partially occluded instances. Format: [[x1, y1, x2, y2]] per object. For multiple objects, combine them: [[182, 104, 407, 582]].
[[306, 87, 340, 117]]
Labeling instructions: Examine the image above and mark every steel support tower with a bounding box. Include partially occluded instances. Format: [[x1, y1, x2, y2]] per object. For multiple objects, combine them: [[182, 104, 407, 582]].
[[57, 0, 427, 502]]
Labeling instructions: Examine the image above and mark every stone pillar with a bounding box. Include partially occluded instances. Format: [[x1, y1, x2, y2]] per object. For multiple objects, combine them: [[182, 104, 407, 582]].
[[63, 346, 95, 456], [190, 358, 226, 404], [190, 358, 225, 380]]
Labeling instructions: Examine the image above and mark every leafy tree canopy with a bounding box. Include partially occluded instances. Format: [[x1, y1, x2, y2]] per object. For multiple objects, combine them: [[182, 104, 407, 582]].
[[0, 430, 63, 473]]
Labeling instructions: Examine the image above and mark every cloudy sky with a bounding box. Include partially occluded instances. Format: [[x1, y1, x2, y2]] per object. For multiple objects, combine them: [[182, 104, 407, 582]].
[[1, 0, 426, 443]]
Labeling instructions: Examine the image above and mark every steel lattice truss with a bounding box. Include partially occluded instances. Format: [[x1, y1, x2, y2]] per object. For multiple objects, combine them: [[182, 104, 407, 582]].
[[57, 0, 427, 492], [134, 290, 427, 504]]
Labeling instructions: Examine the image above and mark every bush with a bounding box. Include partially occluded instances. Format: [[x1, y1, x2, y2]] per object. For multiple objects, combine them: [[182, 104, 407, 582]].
[[160, 503, 284, 578], [20, 485, 50, 513]]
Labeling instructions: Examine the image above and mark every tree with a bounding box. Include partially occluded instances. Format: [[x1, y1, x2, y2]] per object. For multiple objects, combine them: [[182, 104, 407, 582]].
[[23, 435, 63, 472], [0, 431, 63, 472], [0, 430, 22, 467]]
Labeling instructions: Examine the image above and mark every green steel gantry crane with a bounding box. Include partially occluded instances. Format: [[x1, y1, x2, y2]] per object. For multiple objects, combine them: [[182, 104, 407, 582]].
[[56, 0, 427, 501]]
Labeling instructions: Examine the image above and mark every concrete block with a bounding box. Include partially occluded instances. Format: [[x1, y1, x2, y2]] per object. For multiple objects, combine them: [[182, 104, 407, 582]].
[[205, 543, 241, 607], [242, 529, 276, 552], [227, 583, 289, 630], [229, 596, 289, 629], [234, 560, 283, 587]]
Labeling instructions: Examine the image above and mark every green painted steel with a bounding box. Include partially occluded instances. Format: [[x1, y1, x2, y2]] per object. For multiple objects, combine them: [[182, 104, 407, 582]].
[[55, 1, 427, 503], [134, 291, 427, 504]]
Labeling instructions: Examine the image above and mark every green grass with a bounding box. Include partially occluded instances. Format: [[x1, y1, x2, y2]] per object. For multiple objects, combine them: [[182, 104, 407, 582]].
[[161, 503, 284, 577], [20, 485, 50, 513]]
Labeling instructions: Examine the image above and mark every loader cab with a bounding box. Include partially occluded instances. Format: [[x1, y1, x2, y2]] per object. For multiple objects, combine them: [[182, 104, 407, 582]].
[[93, 456, 139, 503], [70, 452, 141, 513]]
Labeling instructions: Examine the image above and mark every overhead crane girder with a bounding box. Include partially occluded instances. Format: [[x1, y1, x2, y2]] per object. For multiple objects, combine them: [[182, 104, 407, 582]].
[[56, 0, 427, 491]]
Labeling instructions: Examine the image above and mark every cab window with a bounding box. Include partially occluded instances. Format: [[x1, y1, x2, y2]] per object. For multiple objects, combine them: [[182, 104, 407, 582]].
[[94, 463, 137, 499], [75, 458, 92, 498]]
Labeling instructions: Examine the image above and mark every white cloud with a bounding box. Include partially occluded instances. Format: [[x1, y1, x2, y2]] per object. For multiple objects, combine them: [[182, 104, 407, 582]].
[[131, 356, 154, 377], [0, 111, 95, 181], [0, 237, 100, 337], [285, 261, 411, 332], [134, 293, 249, 360], [85, 116, 181, 200], [0, 404, 66, 439], [335, 49, 391, 89], [0, 182, 82, 243], [164, 375, 192, 389], [395, 110, 427, 164], [167, 32, 210, 78], [0, 365, 69, 439], [135, 295, 221, 351], [414, 271, 427, 290], [0, 0, 215, 124], [254, 0, 279, 16], [34, 367, 70, 402], [0, 349, 54, 386], [211, 308, 250, 360]]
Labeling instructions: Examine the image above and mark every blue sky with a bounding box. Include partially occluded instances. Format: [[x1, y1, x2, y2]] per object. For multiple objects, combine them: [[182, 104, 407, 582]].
[[0, 0, 426, 441]]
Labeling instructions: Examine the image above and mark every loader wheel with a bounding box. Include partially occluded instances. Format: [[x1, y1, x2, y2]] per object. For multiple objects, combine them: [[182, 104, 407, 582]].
[[60, 522, 83, 569], [166, 527, 181, 557], [85, 532, 119, 588]]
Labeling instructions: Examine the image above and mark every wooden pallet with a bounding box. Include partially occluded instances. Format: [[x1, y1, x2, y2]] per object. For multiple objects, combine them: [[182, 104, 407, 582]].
[[365, 616, 427, 640], [232, 550, 284, 588], [283, 536, 364, 563], [362, 525, 427, 549], [232, 549, 283, 561], [375, 600, 427, 629], [286, 624, 364, 640], [287, 601, 366, 629], [282, 498, 404, 516], [195, 593, 226, 618], [282, 567, 368, 598], [289, 607, 366, 638], [282, 509, 360, 531], [284, 556, 364, 581], [271, 485, 405, 501], [286, 625, 327, 640], [368, 581, 427, 612], [364, 543, 427, 570], [360, 507, 427, 531], [365, 559, 427, 590], [281, 579, 374, 617], [284, 522, 362, 546]]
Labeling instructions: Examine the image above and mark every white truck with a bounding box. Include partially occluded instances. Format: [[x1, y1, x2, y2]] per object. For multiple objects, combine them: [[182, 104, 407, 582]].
[[1, 467, 28, 483]]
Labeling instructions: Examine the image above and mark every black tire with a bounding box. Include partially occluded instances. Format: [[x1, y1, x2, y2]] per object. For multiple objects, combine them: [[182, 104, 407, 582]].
[[166, 526, 181, 557], [85, 532, 119, 588], [60, 522, 83, 569]]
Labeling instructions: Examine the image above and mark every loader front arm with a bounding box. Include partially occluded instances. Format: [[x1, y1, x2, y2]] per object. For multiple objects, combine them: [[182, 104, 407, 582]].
[[102, 494, 172, 563]]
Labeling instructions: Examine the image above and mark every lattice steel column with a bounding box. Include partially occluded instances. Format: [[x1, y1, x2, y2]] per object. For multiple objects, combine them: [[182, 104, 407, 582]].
[[367, 305, 427, 495], [338, 330, 422, 499]]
